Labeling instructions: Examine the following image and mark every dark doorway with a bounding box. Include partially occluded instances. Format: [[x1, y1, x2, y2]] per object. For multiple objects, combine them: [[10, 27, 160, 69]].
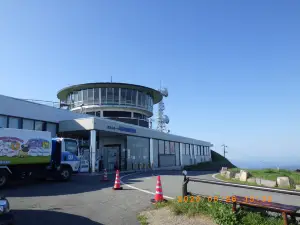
[[104, 144, 121, 171]]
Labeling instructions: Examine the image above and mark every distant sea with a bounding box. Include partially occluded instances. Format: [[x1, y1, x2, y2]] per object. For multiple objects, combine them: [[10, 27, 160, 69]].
[[230, 160, 300, 171]]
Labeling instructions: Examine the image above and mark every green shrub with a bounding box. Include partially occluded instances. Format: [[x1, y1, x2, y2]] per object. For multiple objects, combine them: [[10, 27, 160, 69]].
[[209, 201, 240, 225], [168, 196, 289, 225]]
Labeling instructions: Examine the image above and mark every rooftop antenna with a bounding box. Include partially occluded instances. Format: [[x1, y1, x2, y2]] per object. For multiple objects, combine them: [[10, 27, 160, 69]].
[[157, 81, 170, 133], [111, 76, 112, 83], [221, 144, 228, 158]]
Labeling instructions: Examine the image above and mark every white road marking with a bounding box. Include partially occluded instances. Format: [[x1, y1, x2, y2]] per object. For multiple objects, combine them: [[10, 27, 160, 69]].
[[120, 173, 175, 200], [212, 173, 222, 181]]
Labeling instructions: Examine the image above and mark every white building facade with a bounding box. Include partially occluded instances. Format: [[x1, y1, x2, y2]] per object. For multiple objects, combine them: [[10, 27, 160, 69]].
[[0, 93, 212, 172]]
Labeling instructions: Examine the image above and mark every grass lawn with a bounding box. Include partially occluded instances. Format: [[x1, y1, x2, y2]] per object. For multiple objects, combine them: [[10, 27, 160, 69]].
[[0, 156, 50, 164], [229, 168, 300, 185], [215, 174, 259, 186], [138, 197, 294, 225], [215, 174, 300, 191]]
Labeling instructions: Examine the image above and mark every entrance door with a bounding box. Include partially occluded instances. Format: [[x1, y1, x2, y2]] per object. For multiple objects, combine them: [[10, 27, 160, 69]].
[[103, 145, 121, 172]]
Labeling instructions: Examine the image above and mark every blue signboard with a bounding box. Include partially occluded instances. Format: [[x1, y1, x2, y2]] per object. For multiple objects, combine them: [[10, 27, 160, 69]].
[[107, 125, 136, 134]]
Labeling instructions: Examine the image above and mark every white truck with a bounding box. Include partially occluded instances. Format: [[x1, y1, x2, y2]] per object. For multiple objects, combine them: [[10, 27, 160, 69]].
[[0, 128, 80, 188]]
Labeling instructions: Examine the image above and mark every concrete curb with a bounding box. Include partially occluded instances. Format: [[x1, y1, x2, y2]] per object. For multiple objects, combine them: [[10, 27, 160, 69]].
[[211, 173, 300, 196]]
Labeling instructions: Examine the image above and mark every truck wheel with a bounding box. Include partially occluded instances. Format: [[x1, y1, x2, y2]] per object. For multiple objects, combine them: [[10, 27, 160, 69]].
[[0, 174, 7, 188], [60, 167, 72, 181]]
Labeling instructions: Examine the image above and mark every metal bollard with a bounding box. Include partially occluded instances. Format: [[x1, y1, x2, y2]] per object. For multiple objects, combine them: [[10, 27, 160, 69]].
[[182, 177, 189, 198]]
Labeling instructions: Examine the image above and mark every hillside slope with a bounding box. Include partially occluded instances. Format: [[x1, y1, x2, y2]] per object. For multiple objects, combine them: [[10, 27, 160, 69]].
[[184, 150, 236, 171]]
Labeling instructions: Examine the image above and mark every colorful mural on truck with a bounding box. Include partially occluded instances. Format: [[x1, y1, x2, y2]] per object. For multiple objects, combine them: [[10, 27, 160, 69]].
[[0, 136, 51, 165]]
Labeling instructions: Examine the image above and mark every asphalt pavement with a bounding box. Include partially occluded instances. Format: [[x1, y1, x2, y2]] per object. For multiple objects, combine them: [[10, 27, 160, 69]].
[[121, 170, 300, 207], [1, 174, 152, 225], [2, 170, 300, 225]]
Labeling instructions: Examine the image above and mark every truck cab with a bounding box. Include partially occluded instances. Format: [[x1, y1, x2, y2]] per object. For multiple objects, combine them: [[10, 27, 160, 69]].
[[50, 138, 80, 180]]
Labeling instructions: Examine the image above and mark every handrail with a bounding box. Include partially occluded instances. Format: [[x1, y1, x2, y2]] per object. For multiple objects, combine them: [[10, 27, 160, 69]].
[[182, 177, 300, 197]]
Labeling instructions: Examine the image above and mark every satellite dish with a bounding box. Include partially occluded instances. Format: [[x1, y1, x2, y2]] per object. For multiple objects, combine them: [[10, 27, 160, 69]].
[[163, 115, 169, 124], [160, 88, 168, 97]]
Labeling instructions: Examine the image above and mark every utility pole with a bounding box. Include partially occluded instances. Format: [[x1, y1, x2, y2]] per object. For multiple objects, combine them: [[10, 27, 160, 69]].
[[221, 144, 228, 158]]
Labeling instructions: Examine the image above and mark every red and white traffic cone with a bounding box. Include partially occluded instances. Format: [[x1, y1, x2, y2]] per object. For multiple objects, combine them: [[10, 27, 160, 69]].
[[102, 168, 109, 181], [151, 176, 167, 203], [112, 170, 123, 190]]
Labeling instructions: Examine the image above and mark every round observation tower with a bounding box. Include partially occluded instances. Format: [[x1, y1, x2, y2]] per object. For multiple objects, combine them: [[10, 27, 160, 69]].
[[57, 82, 163, 128]]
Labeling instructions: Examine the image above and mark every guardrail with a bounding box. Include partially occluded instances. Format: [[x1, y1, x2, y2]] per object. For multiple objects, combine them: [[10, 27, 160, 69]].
[[182, 176, 300, 198]]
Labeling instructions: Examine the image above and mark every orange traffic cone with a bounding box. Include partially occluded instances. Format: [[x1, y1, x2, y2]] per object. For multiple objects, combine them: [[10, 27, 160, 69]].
[[151, 176, 167, 203], [112, 170, 123, 190], [102, 168, 109, 181]]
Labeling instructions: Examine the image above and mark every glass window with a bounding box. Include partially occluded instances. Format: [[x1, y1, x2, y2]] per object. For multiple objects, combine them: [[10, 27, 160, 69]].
[[150, 98, 153, 111], [101, 88, 106, 104], [94, 88, 99, 104], [74, 91, 78, 102], [182, 143, 185, 155], [198, 146, 200, 155], [114, 88, 119, 103], [126, 89, 132, 104], [137, 91, 142, 106], [23, 119, 34, 130], [126, 136, 150, 169], [194, 145, 197, 156], [66, 94, 70, 104], [88, 89, 93, 103], [9, 117, 20, 128], [65, 139, 78, 156], [120, 89, 126, 104], [186, 144, 190, 155], [46, 123, 57, 137], [0, 115, 7, 128], [153, 139, 159, 168], [175, 142, 180, 166], [83, 89, 88, 101], [70, 93, 74, 102], [159, 140, 164, 154], [78, 90, 82, 102], [145, 95, 149, 109], [142, 93, 145, 107], [164, 141, 170, 154], [96, 111, 101, 117], [169, 142, 175, 154], [107, 88, 113, 103], [34, 121, 44, 131], [131, 90, 136, 105]]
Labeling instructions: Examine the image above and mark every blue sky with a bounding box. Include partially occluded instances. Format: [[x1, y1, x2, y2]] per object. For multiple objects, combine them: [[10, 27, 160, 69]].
[[0, 1, 299, 166]]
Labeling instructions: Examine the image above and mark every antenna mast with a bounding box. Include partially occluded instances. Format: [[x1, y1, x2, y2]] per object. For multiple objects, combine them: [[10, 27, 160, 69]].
[[222, 144, 228, 158], [156, 81, 170, 133]]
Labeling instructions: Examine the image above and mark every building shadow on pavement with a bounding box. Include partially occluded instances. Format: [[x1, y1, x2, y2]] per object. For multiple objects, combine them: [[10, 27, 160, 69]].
[[1, 170, 216, 198], [11, 209, 103, 225], [1, 174, 117, 198]]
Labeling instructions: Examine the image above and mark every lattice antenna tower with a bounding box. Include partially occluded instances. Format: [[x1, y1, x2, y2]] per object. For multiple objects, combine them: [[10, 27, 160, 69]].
[[156, 82, 170, 132]]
